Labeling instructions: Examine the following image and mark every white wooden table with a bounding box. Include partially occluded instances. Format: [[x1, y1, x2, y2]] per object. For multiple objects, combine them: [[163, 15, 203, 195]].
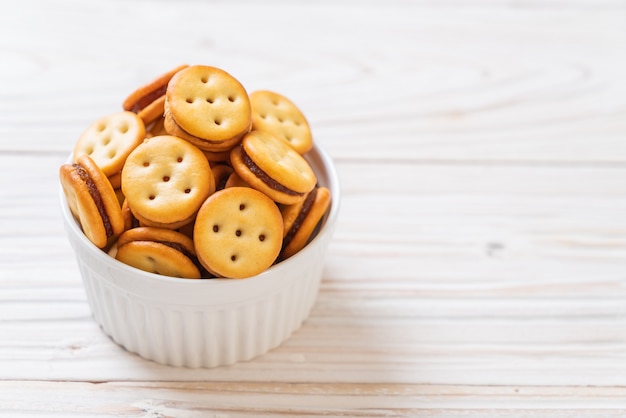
[[2, 1, 626, 416]]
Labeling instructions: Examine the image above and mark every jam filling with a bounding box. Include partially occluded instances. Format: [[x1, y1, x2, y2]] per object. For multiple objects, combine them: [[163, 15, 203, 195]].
[[282, 187, 318, 250], [130, 84, 168, 113], [241, 147, 304, 197], [73, 163, 114, 238]]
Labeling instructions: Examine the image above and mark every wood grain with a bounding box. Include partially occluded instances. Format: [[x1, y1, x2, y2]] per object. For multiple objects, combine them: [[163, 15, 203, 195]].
[[2, 382, 626, 417], [1, 0, 626, 415]]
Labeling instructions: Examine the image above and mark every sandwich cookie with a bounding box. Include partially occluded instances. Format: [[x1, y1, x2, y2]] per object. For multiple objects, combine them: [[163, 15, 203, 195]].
[[280, 186, 331, 260], [250, 90, 313, 154], [121, 135, 214, 230], [164, 65, 251, 152], [194, 187, 283, 279], [123, 64, 189, 125], [73, 111, 146, 177], [60, 154, 125, 249], [230, 130, 316, 205], [115, 227, 202, 279]]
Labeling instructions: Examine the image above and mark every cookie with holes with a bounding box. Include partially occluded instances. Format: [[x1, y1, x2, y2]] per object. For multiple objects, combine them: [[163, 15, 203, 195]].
[[250, 90, 313, 154], [164, 65, 251, 151], [73, 111, 145, 177], [115, 227, 203, 279], [194, 187, 283, 279], [60, 154, 125, 249], [280, 186, 331, 260], [230, 130, 317, 205], [123, 64, 189, 125], [121, 135, 214, 230]]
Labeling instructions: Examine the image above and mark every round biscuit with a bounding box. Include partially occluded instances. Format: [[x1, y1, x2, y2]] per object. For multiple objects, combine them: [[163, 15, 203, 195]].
[[229, 131, 316, 204], [241, 130, 316, 193], [166, 65, 251, 142], [229, 145, 303, 205], [59, 155, 124, 249], [116, 241, 201, 279], [250, 90, 313, 154], [116, 226, 194, 251], [74, 111, 145, 176], [280, 186, 331, 260], [194, 187, 283, 279], [121, 135, 213, 227]]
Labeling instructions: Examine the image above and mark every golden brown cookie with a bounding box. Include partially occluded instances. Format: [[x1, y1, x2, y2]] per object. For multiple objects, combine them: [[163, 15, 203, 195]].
[[121, 135, 214, 229], [123, 64, 189, 125], [230, 130, 316, 205], [194, 187, 283, 278], [280, 186, 331, 260], [165, 65, 251, 146], [60, 154, 125, 249], [115, 227, 202, 279], [250, 90, 313, 154], [73, 111, 145, 177]]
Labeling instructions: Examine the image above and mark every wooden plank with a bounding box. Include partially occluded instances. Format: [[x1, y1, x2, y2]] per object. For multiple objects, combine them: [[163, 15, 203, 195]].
[[1, 381, 626, 418]]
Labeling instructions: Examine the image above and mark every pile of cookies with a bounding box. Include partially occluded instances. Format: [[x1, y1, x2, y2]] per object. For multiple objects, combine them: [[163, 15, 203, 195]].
[[59, 64, 331, 279]]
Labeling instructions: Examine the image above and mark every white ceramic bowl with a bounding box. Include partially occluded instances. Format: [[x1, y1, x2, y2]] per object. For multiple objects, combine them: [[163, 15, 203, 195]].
[[60, 144, 340, 368]]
